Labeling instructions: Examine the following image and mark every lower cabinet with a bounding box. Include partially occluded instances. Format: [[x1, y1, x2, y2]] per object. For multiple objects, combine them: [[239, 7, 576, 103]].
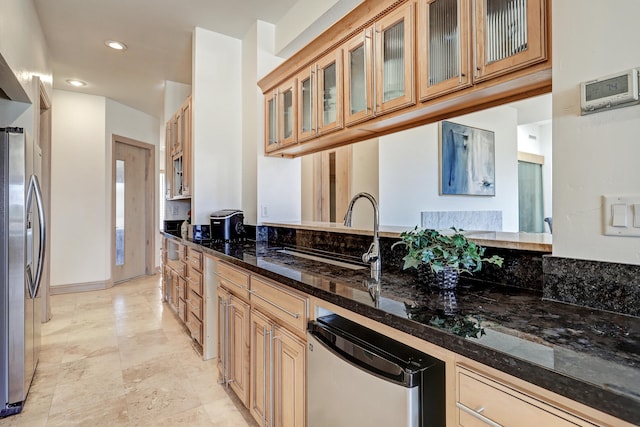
[[217, 286, 251, 407], [250, 309, 306, 427], [456, 365, 598, 427]]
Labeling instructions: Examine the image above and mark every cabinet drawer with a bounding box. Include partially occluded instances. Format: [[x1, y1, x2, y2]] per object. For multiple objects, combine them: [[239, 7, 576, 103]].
[[167, 259, 186, 277], [217, 262, 250, 300], [188, 290, 203, 320], [187, 316, 202, 344], [186, 247, 203, 271], [187, 267, 203, 295], [457, 366, 595, 427], [250, 276, 308, 335]]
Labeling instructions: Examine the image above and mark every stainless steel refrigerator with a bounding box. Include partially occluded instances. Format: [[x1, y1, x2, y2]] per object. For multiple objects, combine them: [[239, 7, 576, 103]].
[[0, 127, 46, 417]]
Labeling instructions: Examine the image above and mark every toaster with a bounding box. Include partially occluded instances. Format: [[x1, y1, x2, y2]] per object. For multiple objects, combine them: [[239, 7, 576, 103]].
[[209, 209, 245, 241]]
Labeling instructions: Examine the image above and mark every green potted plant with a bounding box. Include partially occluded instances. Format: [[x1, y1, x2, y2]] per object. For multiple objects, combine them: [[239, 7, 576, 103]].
[[392, 227, 504, 289]]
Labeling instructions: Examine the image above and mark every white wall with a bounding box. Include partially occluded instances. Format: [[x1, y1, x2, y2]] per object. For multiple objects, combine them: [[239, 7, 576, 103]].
[[50, 91, 160, 289], [254, 23, 302, 224], [379, 106, 519, 230], [50, 90, 108, 286], [191, 27, 242, 226], [552, 0, 640, 265], [0, 0, 52, 107]]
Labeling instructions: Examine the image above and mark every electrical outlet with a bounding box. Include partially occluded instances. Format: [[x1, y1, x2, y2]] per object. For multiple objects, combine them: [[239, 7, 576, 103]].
[[262, 205, 268, 217]]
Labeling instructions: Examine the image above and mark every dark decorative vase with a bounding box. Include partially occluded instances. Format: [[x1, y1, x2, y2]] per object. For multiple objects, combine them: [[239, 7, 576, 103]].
[[434, 266, 459, 290]]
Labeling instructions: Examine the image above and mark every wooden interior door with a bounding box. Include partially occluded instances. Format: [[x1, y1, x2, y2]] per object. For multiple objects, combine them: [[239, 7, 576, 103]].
[[112, 137, 154, 283]]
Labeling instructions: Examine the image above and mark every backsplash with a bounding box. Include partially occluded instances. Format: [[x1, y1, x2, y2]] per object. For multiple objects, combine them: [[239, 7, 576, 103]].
[[543, 256, 640, 317], [264, 225, 547, 291]]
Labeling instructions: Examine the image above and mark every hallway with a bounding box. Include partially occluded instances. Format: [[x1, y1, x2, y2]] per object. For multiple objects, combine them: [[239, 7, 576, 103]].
[[4, 275, 255, 426]]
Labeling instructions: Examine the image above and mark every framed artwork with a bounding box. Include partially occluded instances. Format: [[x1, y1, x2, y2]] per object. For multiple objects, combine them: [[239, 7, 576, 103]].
[[439, 121, 495, 196]]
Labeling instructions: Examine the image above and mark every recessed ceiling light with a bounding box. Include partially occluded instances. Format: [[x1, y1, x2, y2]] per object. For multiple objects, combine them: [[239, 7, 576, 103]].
[[66, 79, 87, 87], [105, 40, 127, 51]]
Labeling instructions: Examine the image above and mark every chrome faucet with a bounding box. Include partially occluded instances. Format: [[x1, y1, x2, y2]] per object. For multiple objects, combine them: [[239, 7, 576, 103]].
[[343, 192, 381, 281]]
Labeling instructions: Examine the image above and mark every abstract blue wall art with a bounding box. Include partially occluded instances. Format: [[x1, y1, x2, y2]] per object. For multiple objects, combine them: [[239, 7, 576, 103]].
[[440, 121, 495, 196]]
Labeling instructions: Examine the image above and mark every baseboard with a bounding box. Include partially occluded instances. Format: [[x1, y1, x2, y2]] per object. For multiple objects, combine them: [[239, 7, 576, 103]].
[[50, 280, 113, 295]]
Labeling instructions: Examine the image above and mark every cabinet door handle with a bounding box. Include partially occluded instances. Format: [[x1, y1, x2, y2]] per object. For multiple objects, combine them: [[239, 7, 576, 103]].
[[269, 331, 275, 427], [456, 402, 503, 427], [249, 290, 300, 319], [262, 326, 270, 427], [216, 273, 246, 290]]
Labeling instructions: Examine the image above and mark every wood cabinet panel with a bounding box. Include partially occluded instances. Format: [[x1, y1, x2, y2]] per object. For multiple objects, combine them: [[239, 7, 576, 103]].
[[418, 0, 473, 101], [374, 1, 416, 115], [250, 276, 308, 337], [457, 365, 596, 427], [273, 327, 306, 427], [250, 310, 271, 426], [473, 0, 547, 82], [188, 289, 203, 320], [217, 262, 250, 300]]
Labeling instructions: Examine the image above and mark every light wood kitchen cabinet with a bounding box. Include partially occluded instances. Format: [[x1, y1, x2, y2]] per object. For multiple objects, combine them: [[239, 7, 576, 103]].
[[258, 0, 550, 158], [217, 262, 251, 407], [217, 286, 251, 407], [293, 50, 344, 144], [249, 275, 308, 427], [418, 0, 546, 100], [250, 309, 306, 427], [343, 1, 415, 124], [265, 77, 297, 153], [473, 0, 547, 82], [456, 364, 598, 427], [418, 0, 472, 101], [186, 246, 203, 346], [374, 1, 416, 115], [165, 95, 192, 199]]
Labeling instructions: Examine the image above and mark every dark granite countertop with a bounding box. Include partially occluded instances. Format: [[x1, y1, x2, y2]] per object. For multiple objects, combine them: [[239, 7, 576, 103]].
[[165, 234, 640, 425]]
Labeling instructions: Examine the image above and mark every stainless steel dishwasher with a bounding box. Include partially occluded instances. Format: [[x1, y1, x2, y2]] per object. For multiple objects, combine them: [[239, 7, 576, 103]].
[[307, 314, 445, 427]]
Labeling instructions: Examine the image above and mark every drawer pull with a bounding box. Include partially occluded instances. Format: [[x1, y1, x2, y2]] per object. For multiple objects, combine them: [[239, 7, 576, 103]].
[[249, 290, 300, 319], [456, 402, 502, 427], [215, 273, 246, 290]]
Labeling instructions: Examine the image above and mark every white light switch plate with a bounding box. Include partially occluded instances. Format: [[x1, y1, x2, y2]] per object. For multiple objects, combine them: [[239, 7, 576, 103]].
[[603, 195, 640, 236]]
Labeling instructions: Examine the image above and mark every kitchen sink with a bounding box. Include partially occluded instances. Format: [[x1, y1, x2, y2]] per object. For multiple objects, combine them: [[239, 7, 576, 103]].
[[276, 249, 367, 271]]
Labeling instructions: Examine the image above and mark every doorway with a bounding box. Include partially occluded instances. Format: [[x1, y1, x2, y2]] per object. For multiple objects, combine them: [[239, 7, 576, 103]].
[[518, 154, 544, 233], [111, 136, 155, 284], [313, 146, 352, 222]]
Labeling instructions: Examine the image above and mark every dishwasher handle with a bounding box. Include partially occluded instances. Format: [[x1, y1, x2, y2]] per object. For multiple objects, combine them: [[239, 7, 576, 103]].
[[309, 321, 418, 388]]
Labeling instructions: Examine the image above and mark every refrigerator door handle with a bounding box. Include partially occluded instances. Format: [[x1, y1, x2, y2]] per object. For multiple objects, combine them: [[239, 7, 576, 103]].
[[26, 174, 46, 299]]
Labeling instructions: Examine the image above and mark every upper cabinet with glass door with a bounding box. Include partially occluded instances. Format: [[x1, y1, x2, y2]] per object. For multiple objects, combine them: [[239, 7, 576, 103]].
[[418, 0, 472, 101], [418, 0, 546, 100], [345, 2, 415, 125], [264, 77, 297, 153], [474, 0, 547, 81], [295, 50, 343, 141]]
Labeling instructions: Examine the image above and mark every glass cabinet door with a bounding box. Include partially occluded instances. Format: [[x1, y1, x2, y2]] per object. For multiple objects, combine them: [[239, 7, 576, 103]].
[[278, 78, 296, 147], [344, 29, 374, 126], [265, 90, 279, 152], [296, 67, 316, 142], [418, 0, 472, 101], [375, 2, 415, 114], [316, 50, 343, 135], [474, 0, 547, 81]]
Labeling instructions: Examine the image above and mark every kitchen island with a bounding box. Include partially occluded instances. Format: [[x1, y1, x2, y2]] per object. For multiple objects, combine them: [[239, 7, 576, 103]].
[[162, 231, 638, 426]]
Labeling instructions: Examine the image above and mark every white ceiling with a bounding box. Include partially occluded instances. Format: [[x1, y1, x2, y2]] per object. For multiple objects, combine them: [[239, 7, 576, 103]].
[[33, 0, 300, 119]]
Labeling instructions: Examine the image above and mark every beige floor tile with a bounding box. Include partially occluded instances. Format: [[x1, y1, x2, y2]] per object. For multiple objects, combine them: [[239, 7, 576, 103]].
[[2, 274, 260, 427], [49, 369, 125, 416], [45, 396, 130, 427]]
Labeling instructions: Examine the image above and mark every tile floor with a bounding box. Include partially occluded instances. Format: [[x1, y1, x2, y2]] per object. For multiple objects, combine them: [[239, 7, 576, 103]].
[[4, 274, 257, 426]]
